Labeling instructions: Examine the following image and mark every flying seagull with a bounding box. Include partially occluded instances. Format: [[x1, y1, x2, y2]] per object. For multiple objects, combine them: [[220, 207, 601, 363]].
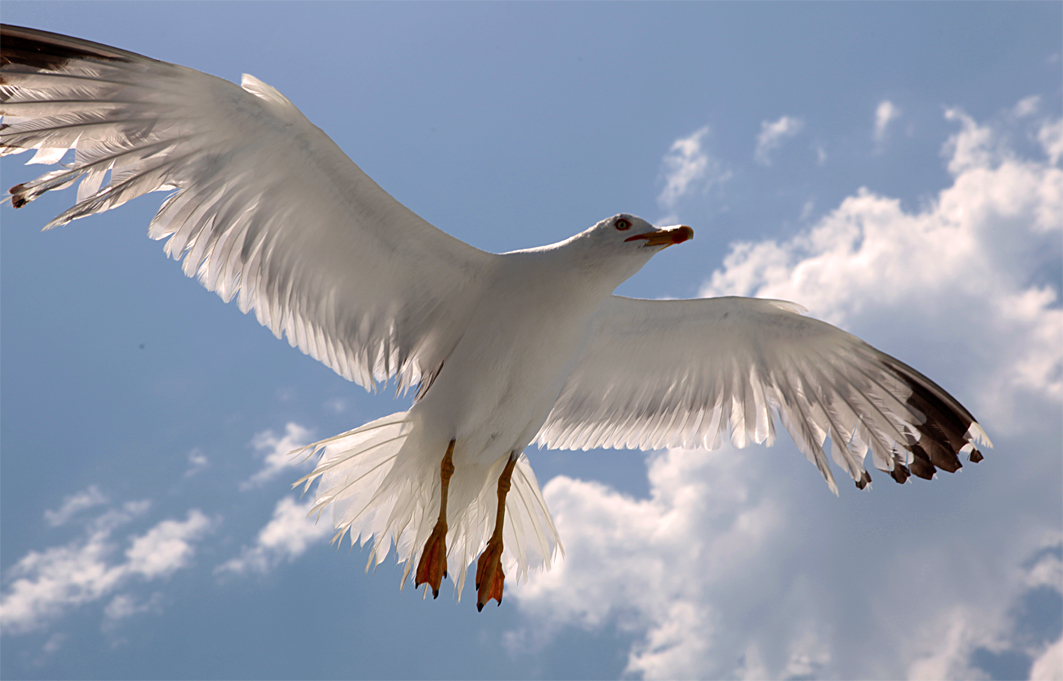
[[0, 25, 990, 610]]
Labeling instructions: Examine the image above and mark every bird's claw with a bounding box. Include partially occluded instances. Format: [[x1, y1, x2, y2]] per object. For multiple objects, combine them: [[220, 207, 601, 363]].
[[475, 537, 505, 611], [414, 521, 448, 598]]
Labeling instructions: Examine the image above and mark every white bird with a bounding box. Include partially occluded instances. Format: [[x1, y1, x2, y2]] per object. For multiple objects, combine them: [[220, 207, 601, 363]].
[[0, 25, 990, 610]]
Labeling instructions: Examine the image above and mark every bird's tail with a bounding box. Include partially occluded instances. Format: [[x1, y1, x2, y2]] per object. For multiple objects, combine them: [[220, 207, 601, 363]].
[[294, 412, 561, 600]]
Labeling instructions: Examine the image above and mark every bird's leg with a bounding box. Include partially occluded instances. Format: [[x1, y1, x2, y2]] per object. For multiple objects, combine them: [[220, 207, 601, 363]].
[[476, 452, 518, 611], [415, 439, 455, 599]]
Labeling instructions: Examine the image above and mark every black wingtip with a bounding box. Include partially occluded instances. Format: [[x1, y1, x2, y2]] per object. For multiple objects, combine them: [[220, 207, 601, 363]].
[[477, 602, 484, 613], [1, 24, 131, 71], [10, 185, 27, 209], [890, 464, 911, 485], [909, 454, 936, 480], [883, 358, 984, 484]]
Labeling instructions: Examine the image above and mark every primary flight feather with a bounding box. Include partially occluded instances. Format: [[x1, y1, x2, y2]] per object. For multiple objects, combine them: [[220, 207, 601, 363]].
[[0, 25, 990, 609]]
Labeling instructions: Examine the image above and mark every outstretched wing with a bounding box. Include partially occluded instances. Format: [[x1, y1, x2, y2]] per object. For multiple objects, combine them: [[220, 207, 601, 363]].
[[536, 296, 990, 493], [0, 25, 493, 392]]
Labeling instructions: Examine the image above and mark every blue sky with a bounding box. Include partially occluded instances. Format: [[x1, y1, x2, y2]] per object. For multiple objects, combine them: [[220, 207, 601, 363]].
[[1, 3, 1060, 679]]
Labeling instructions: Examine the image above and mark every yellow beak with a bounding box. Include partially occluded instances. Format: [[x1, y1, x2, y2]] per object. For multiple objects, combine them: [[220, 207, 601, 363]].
[[624, 225, 694, 248]]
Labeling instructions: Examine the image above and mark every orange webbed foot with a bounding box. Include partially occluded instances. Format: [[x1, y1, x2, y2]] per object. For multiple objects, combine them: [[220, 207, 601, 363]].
[[475, 537, 505, 611], [414, 521, 448, 599]]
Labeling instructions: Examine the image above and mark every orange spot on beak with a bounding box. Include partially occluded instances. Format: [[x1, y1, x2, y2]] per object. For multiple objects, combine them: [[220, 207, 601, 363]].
[[625, 225, 694, 248]]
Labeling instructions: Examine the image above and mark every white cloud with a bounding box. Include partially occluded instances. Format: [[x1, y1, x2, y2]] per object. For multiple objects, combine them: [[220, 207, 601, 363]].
[[1015, 95, 1042, 118], [124, 512, 214, 579], [1030, 636, 1063, 680], [183, 448, 209, 478], [754, 115, 804, 165], [656, 126, 732, 223], [44, 485, 109, 527], [103, 592, 164, 623], [215, 495, 332, 576], [41, 633, 65, 655], [706, 107, 1063, 426], [323, 397, 347, 414], [510, 104, 1063, 679], [942, 107, 1000, 175], [512, 440, 1061, 679], [510, 445, 785, 678], [1040, 118, 1063, 166], [512, 446, 1061, 679], [815, 143, 827, 165], [1024, 541, 1063, 593], [1, 504, 214, 635], [874, 100, 901, 144], [239, 422, 313, 490], [904, 607, 1000, 681]]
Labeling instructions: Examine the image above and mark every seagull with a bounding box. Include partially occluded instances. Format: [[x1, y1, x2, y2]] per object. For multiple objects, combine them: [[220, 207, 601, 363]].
[[0, 25, 990, 610]]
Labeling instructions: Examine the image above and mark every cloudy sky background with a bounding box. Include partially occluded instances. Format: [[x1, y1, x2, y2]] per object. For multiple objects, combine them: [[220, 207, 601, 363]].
[[1, 3, 1060, 679]]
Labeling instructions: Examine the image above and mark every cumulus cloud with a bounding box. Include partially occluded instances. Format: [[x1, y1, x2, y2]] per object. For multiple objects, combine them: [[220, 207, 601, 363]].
[[754, 115, 804, 165], [510, 104, 1063, 678], [1, 503, 214, 635], [815, 144, 827, 166], [509, 446, 783, 676], [512, 454, 1061, 678], [43, 485, 109, 527], [239, 422, 313, 490], [512, 441, 1060, 679], [1015, 95, 1042, 119], [323, 397, 347, 414], [873, 100, 901, 144], [656, 126, 732, 224], [1030, 636, 1063, 680], [103, 592, 164, 624], [706, 107, 1062, 424], [215, 495, 332, 576], [41, 632, 65, 655], [183, 448, 209, 478], [1040, 118, 1063, 166]]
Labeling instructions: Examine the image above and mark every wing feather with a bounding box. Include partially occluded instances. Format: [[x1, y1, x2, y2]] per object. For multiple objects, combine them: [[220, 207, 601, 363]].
[[1, 25, 493, 392], [536, 296, 991, 492]]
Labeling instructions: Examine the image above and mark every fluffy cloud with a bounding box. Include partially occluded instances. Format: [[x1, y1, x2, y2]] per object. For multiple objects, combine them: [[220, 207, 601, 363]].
[[43, 486, 109, 527], [239, 422, 313, 490], [706, 108, 1062, 424], [1015, 95, 1042, 119], [1041, 118, 1063, 166], [512, 439, 1061, 679], [215, 495, 332, 576], [656, 126, 732, 223], [873, 100, 901, 144], [510, 105, 1063, 678], [512, 452, 1060, 679], [183, 448, 209, 478], [1030, 636, 1063, 680], [754, 115, 804, 165], [509, 445, 786, 678], [103, 592, 164, 624], [1, 501, 214, 635]]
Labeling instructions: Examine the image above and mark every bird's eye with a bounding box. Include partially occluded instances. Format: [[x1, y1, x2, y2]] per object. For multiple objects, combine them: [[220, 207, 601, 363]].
[[615, 218, 631, 231]]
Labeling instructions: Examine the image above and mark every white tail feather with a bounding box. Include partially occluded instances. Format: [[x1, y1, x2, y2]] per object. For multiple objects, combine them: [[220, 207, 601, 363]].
[[295, 411, 562, 600]]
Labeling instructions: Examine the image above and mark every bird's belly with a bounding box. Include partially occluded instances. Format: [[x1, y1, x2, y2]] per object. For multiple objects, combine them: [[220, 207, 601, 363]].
[[411, 306, 590, 464]]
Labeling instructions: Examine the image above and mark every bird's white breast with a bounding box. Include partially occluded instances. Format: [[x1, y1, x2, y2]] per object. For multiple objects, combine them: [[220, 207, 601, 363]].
[[411, 249, 610, 465]]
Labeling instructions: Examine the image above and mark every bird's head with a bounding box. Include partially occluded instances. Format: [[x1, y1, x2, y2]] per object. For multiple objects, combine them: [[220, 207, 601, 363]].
[[587, 214, 693, 251], [567, 214, 693, 285]]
